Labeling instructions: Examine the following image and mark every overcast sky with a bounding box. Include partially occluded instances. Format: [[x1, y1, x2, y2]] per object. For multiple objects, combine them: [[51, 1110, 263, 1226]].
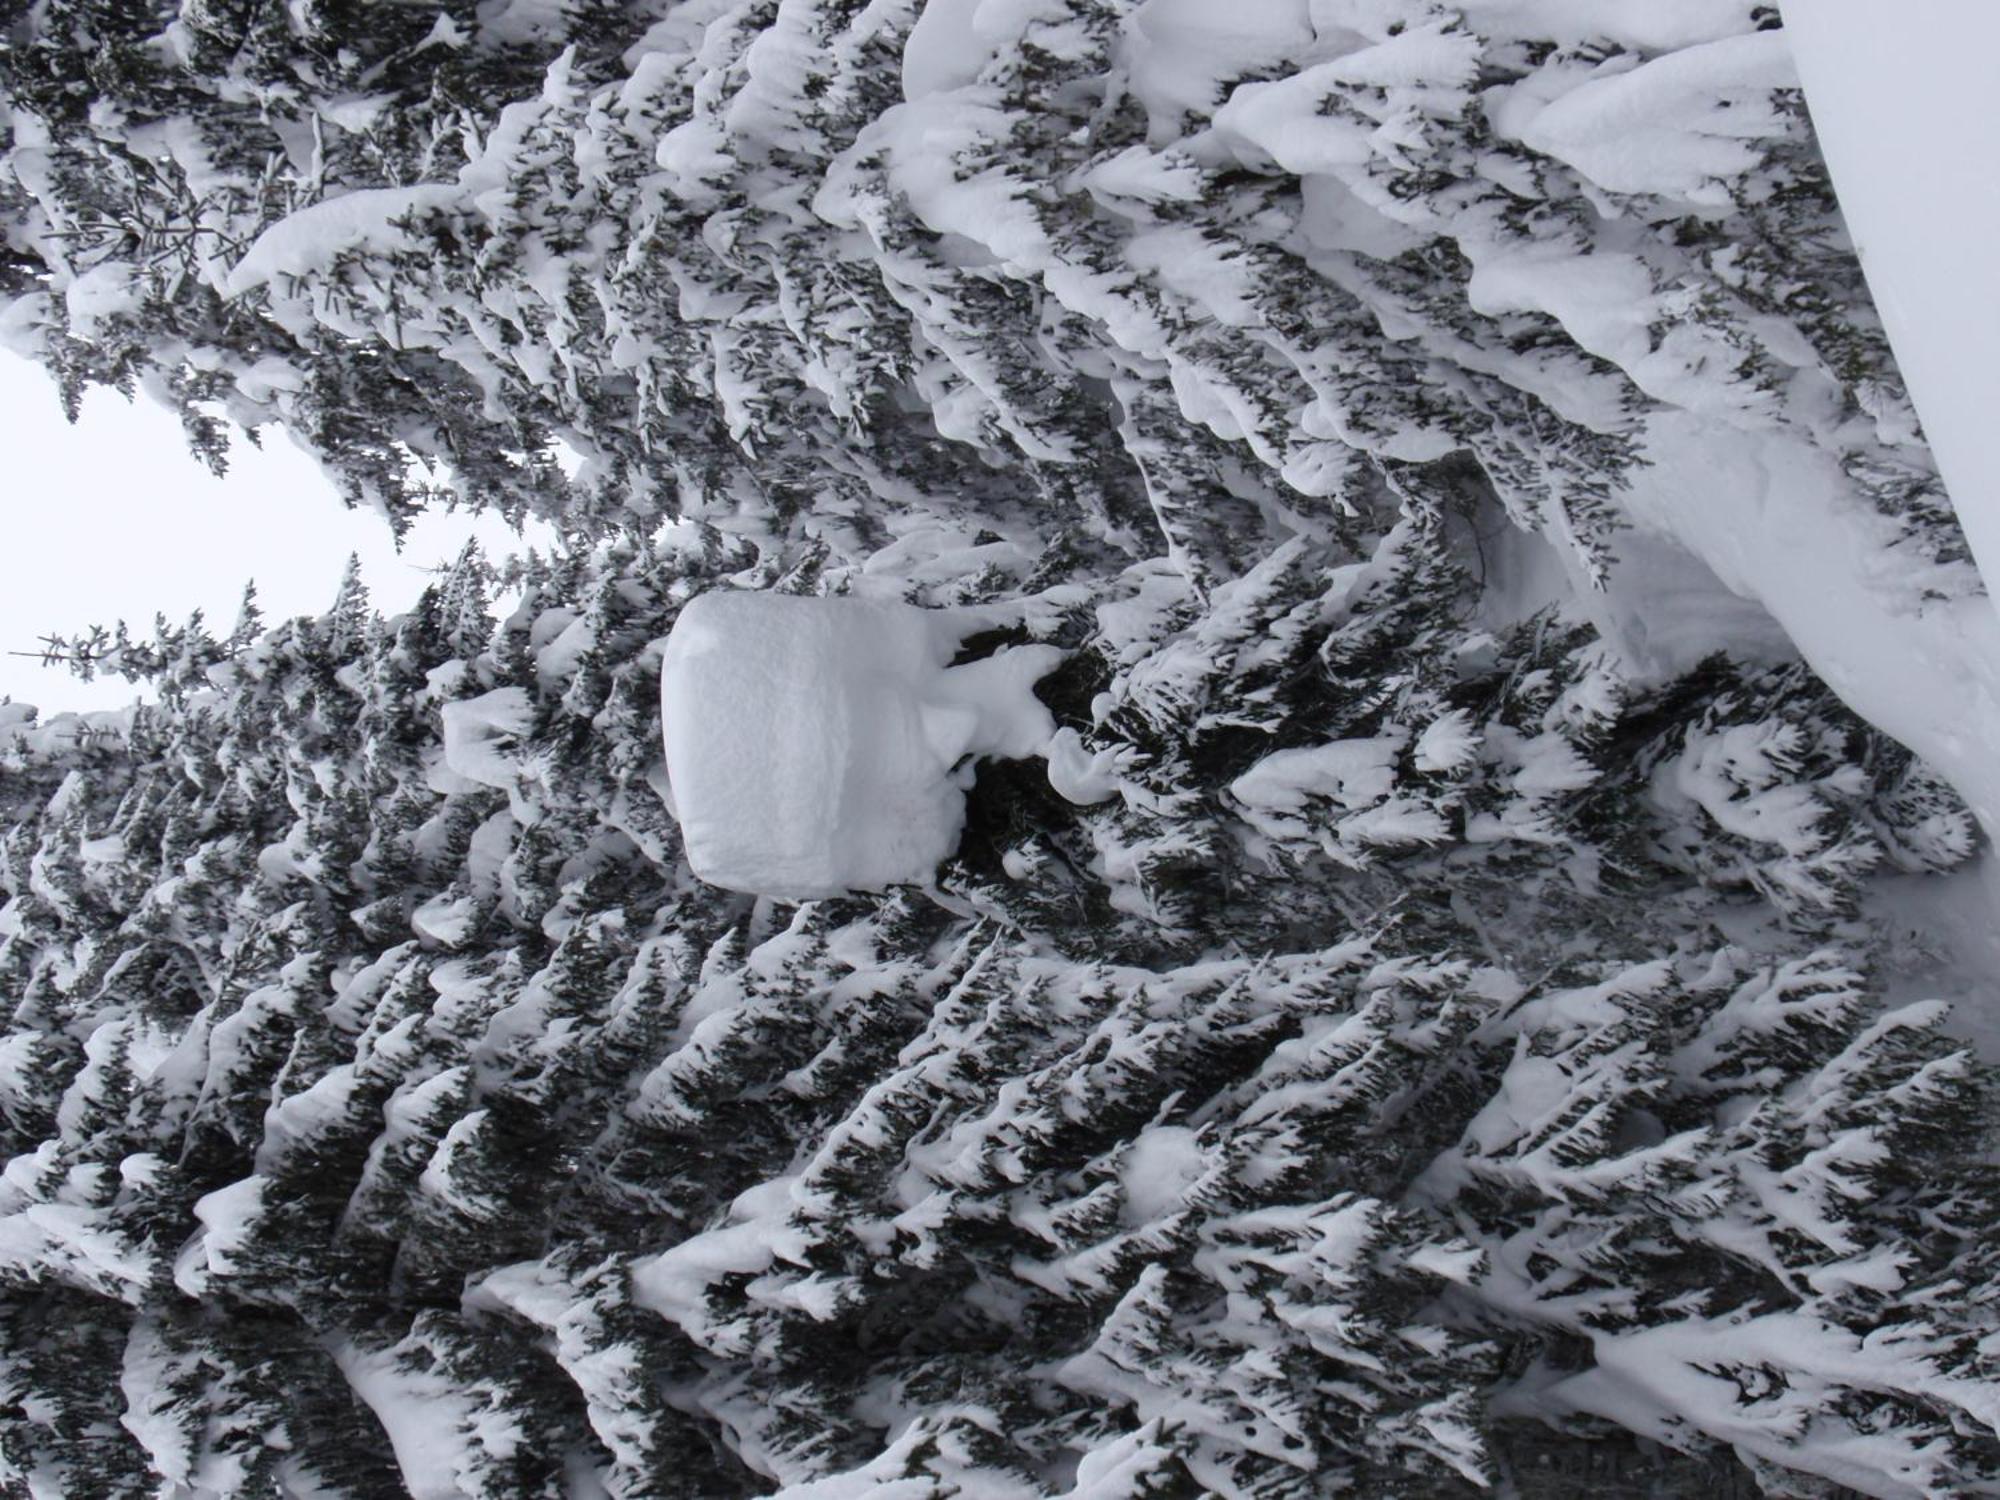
[[1, 351, 553, 714]]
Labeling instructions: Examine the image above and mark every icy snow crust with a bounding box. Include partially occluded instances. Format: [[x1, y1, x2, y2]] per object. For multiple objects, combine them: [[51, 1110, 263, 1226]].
[[660, 591, 1060, 898]]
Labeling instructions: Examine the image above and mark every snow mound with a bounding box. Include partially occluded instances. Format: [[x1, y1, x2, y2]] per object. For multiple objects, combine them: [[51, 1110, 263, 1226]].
[[439, 687, 536, 792], [659, 591, 1062, 899]]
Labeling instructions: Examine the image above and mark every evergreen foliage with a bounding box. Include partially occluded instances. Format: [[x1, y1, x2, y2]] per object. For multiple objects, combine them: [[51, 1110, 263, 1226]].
[[1, 1, 1996, 1497], [0, 500, 1992, 1495], [0, 0, 1969, 589]]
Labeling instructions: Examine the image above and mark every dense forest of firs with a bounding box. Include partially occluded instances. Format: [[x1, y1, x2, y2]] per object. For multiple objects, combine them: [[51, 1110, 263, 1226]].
[[1, 0, 1996, 1495]]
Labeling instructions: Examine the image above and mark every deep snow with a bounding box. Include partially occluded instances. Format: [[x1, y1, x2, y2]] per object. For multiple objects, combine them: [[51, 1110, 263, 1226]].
[[1615, 413, 2000, 842]]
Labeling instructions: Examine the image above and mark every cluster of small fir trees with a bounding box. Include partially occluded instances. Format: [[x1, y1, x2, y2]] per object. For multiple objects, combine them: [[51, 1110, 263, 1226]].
[[0, 0, 1969, 597]]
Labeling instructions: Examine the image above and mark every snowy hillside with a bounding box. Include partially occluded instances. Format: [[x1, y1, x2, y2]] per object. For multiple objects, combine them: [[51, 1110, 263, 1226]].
[[0, 1, 1996, 1497]]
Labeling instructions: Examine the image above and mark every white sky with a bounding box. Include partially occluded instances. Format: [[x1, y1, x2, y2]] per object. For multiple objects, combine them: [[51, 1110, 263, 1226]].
[[0, 351, 554, 713]]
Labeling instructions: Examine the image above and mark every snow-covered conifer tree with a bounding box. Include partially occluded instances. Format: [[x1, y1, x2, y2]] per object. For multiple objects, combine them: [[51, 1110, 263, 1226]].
[[3, 2, 1998, 1496]]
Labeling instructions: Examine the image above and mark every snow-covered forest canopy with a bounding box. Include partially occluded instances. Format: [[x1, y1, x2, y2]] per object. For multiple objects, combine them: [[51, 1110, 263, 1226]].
[[2, 0, 1997, 1495]]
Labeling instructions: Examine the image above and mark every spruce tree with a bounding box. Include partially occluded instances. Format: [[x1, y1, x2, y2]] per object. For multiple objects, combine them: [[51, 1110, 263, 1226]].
[[1, 3, 1996, 1497]]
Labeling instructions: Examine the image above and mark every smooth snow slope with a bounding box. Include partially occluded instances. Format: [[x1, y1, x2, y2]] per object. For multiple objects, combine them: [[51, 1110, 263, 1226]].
[[1783, 0, 2000, 597]]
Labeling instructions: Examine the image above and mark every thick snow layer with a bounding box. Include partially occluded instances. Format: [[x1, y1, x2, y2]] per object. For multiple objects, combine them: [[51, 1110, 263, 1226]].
[[224, 184, 466, 297], [1455, 0, 1763, 51], [1782, 2, 2000, 600], [659, 591, 1062, 899], [1618, 413, 2000, 838], [632, 1175, 810, 1343], [1122, 0, 1315, 143], [903, 0, 1310, 116], [1500, 32, 1795, 205], [1548, 1305, 2000, 1498], [171, 1176, 266, 1298], [901, 0, 989, 100], [327, 1336, 480, 1500], [439, 688, 536, 792], [1118, 1124, 1206, 1224], [1473, 509, 1797, 686], [63, 263, 146, 340]]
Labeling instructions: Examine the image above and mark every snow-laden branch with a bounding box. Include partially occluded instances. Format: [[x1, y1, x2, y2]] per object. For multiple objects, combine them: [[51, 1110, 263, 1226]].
[[1784, 0, 2000, 601]]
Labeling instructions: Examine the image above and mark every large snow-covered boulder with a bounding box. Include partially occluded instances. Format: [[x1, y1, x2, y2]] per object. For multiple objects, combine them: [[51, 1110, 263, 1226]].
[[660, 591, 1063, 899]]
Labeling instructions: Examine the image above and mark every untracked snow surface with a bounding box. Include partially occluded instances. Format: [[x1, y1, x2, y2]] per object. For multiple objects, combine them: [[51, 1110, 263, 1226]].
[[660, 592, 1061, 898]]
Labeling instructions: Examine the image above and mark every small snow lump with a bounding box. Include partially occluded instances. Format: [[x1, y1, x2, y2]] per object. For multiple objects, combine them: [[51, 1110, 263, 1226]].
[[659, 590, 1064, 899]]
